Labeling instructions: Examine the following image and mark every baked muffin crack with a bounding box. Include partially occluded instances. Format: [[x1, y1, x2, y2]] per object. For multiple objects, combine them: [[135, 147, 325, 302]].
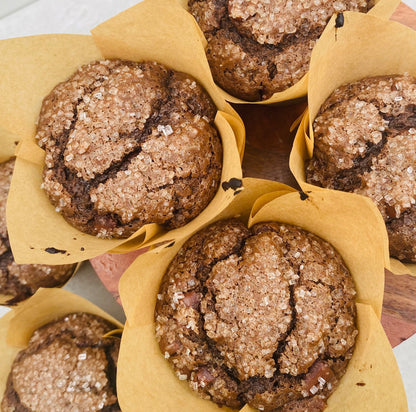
[[37, 60, 222, 238], [307, 74, 416, 261], [2, 313, 121, 412], [155, 219, 357, 411]]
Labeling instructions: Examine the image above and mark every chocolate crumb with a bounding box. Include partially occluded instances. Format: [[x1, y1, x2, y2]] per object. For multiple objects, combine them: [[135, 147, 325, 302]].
[[335, 13, 345, 28], [222, 178, 243, 191], [45, 247, 67, 255]]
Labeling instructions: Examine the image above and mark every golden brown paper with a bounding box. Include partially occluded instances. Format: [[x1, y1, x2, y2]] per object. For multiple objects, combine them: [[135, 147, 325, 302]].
[[179, 0, 400, 105], [116, 180, 401, 411], [289, 12, 416, 275], [390, 259, 416, 276], [4, 0, 245, 265], [0, 288, 123, 403], [0, 295, 14, 306], [0, 35, 103, 144]]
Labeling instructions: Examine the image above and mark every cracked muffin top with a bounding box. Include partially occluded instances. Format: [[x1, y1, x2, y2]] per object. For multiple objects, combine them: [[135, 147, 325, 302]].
[[1, 312, 120, 412], [155, 219, 357, 411], [306, 74, 416, 262], [188, 0, 373, 101], [0, 158, 75, 304], [36, 59, 222, 239]]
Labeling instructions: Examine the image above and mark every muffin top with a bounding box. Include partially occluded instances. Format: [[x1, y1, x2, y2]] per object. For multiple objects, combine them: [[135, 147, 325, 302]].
[[155, 219, 357, 411], [0, 159, 75, 304], [306, 74, 416, 262], [2, 312, 120, 412], [189, 0, 372, 100], [36, 59, 222, 238]]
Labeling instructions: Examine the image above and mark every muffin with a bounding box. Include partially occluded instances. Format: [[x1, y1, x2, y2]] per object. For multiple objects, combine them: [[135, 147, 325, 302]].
[[36, 59, 222, 239], [306, 74, 416, 263], [0, 159, 75, 304], [155, 219, 357, 411], [1, 312, 120, 411], [188, 0, 373, 101]]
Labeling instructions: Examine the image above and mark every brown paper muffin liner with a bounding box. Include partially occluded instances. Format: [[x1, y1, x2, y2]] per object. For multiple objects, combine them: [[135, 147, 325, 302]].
[[289, 12, 416, 276], [178, 0, 400, 105], [0, 287, 123, 404], [0, 146, 80, 305], [116, 178, 405, 411], [3, 0, 245, 265]]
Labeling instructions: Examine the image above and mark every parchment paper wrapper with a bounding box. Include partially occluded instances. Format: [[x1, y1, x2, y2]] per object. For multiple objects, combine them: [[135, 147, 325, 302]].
[[0, 287, 123, 404], [116, 179, 404, 411], [0, 141, 79, 305], [289, 12, 415, 276], [178, 0, 399, 105], [4, 0, 245, 265]]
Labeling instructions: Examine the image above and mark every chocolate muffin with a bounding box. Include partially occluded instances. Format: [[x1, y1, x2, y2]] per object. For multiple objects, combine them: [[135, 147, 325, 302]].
[[1, 312, 120, 412], [306, 74, 416, 262], [155, 219, 357, 411], [36, 60, 222, 238], [188, 0, 373, 101], [0, 159, 75, 304]]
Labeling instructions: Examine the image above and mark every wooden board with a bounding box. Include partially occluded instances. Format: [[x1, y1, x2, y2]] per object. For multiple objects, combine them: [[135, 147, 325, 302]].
[[91, 3, 416, 347]]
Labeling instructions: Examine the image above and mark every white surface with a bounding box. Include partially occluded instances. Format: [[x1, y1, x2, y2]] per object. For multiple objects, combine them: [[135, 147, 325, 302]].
[[394, 333, 416, 410], [0, 0, 36, 18], [0, 0, 415, 410], [0, 0, 140, 38], [63, 261, 126, 323], [404, 0, 416, 7]]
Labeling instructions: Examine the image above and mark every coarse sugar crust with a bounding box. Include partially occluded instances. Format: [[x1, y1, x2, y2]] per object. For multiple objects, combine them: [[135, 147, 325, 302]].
[[36, 59, 222, 239], [1, 312, 120, 412], [155, 219, 357, 411], [0, 159, 75, 304], [188, 0, 372, 101], [306, 74, 416, 262]]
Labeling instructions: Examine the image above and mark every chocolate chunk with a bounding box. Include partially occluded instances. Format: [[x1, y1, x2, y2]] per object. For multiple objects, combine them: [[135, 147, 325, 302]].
[[44, 247, 66, 254], [222, 178, 243, 191], [335, 13, 344, 28]]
